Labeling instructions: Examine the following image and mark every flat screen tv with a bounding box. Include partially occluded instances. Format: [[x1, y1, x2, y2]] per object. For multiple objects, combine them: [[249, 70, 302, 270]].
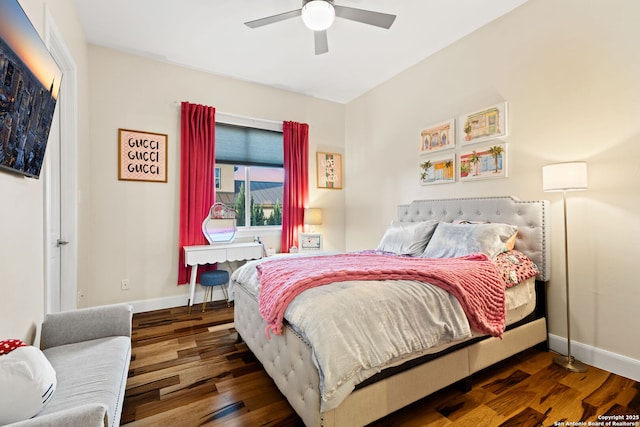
[[0, 0, 62, 178]]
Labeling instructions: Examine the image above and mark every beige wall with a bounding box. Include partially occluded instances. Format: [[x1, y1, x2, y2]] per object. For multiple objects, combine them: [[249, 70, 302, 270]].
[[345, 0, 640, 363], [82, 46, 346, 307], [0, 0, 89, 343]]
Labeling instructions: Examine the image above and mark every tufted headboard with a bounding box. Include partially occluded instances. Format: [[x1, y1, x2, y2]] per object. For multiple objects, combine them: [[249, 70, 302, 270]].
[[396, 196, 550, 281]]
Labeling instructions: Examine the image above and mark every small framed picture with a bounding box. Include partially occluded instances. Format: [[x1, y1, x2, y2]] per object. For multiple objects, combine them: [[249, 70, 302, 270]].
[[458, 102, 507, 145], [459, 142, 508, 182], [299, 233, 322, 251], [420, 155, 456, 185], [420, 119, 455, 154], [118, 128, 168, 182], [316, 152, 342, 189]]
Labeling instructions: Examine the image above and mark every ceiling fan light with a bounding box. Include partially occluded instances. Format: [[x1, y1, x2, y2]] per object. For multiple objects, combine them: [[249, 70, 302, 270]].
[[301, 1, 335, 31]]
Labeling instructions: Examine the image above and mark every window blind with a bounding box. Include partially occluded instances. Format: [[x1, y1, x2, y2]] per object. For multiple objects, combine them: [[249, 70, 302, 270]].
[[216, 123, 283, 167]]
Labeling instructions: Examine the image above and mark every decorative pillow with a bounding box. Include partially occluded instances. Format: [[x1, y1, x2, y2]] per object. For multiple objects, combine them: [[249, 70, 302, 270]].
[[452, 220, 517, 250], [494, 250, 540, 288], [376, 220, 439, 256], [421, 222, 518, 259], [0, 346, 57, 425], [0, 339, 27, 355]]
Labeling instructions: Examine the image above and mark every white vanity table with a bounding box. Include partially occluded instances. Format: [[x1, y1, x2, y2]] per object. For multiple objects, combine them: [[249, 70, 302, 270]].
[[184, 242, 263, 312]]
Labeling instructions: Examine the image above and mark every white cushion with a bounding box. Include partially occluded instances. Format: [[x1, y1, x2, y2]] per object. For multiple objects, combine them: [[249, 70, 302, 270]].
[[421, 222, 518, 259], [376, 220, 439, 256], [0, 346, 57, 424]]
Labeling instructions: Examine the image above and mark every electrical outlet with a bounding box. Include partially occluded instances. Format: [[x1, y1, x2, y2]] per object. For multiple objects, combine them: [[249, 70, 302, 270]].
[[121, 279, 130, 291]]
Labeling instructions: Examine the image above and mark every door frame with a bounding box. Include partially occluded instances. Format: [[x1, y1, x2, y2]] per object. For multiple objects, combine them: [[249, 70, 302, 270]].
[[43, 6, 79, 313]]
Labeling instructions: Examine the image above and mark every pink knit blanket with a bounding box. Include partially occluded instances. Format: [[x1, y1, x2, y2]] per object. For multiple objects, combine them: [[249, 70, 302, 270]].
[[257, 253, 507, 338]]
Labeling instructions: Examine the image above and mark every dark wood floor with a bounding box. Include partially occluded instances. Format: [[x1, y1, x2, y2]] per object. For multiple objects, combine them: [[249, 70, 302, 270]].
[[122, 302, 640, 426]]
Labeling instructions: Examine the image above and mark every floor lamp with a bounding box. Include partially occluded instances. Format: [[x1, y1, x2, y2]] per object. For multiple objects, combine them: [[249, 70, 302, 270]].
[[542, 161, 588, 373]]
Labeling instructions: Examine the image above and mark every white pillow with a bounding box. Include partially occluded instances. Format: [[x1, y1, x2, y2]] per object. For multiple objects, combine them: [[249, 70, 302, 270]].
[[0, 346, 57, 425], [376, 220, 439, 256], [421, 222, 518, 259]]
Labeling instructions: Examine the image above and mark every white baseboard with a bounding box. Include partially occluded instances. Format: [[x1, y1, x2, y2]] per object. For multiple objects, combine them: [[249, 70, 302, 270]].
[[127, 287, 229, 314], [548, 333, 640, 382]]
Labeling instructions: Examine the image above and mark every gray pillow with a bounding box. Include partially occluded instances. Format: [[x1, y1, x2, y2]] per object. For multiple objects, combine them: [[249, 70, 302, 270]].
[[376, 220, 439, 256], [421, 222, 518, 259]]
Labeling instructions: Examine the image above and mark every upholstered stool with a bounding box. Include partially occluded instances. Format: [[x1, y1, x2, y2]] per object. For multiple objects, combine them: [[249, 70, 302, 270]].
[[200, 270, 230, 312]]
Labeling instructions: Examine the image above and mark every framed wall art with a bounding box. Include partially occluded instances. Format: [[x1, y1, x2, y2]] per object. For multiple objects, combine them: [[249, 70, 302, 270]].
[[118, 129, 168, 182], [316, 152, 342, 189], [420, 119, 455, 154], [458, 102, 507, 145], [299, 233, 322, 251], [459, 142, 508, 182], [420, 155, 456, 185]]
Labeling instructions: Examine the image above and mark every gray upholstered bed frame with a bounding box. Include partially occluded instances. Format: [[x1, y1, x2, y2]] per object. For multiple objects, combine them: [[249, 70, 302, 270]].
[[233, 196, 550, 426]]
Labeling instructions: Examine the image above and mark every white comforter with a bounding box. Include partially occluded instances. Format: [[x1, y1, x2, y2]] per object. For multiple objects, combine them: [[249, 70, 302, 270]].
[[230, 255, 472, 412]]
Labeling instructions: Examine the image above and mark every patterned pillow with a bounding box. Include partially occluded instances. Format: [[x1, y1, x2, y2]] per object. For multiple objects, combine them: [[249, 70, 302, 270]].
[[494, 250, 540, 288], [0, 339, 27, 355]]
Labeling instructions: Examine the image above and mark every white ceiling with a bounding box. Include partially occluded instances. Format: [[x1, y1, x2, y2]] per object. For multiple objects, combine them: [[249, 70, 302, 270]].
[[75, 0, 528, 104]]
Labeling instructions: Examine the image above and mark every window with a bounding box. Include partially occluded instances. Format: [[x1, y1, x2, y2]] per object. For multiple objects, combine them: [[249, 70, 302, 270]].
[[215, 121, 284, 228]]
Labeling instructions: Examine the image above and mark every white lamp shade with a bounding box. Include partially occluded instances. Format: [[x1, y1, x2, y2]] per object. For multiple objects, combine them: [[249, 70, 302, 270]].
[[304, 208, 323, 225], [301, 1, 335, 31], [542, 162, 588, 192]]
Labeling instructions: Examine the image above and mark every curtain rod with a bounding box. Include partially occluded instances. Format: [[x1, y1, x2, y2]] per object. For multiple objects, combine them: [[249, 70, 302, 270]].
[[172, 101, 283, 131]]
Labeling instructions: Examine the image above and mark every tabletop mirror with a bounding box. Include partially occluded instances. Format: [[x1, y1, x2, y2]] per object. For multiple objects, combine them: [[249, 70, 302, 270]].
[[202, 203, 237, 244]]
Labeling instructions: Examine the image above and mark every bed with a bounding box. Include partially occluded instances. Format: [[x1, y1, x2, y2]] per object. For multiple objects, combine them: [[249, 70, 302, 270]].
[[230, 196, 550, 427]]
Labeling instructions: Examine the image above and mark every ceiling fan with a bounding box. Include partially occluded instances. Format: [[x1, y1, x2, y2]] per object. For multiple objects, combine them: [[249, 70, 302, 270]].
[[244, 0, 396, 55]]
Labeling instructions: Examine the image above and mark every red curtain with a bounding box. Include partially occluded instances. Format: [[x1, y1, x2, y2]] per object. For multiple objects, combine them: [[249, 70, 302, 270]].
[[281, 121, 309, 253], [177, 102, 216, 285]]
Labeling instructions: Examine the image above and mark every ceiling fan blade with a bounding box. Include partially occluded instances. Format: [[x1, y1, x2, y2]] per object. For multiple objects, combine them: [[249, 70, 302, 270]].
[[244, 9, 302, 28], [314, 30, 329, 55], [334, 5, 396, 29]]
